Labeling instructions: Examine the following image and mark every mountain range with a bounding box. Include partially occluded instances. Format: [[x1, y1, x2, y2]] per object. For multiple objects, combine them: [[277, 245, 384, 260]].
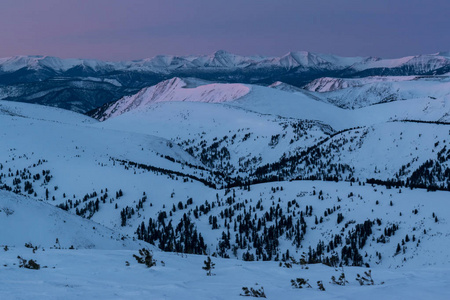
[[1, 50, 449, 112]]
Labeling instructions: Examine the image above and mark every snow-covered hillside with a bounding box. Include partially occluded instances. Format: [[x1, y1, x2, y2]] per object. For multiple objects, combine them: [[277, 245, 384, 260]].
[[303, 75, 450, 109]]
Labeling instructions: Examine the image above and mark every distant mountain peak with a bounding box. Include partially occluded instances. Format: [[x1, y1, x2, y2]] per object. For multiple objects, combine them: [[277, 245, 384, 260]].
[[213, 49, 232, 56]]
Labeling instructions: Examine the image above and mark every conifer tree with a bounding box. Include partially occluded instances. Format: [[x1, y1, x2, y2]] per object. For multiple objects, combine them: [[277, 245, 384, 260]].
[[202, 256, 215, 276]]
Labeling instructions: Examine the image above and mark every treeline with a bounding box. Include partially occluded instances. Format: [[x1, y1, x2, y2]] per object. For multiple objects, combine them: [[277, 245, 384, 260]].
[[367, 157, 450, 192], [113, 158, 220, 189]]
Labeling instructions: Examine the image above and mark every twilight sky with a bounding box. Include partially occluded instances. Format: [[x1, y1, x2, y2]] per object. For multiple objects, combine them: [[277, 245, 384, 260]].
[[1, 0, 448, 61]]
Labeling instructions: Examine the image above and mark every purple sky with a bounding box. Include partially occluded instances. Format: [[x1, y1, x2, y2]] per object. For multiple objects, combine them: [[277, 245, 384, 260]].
[[1, 0, 448, 60]]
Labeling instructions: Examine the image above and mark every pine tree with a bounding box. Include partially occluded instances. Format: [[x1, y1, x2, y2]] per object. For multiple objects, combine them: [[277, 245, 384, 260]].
[[202, 256, 215, 276]]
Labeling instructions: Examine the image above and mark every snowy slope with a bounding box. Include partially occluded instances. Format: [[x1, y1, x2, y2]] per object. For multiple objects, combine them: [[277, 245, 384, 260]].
[[0, 190, 142, 249]]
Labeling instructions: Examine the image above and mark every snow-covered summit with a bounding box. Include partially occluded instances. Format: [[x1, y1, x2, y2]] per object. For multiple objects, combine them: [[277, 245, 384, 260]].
[[93, 77, 251, 120]]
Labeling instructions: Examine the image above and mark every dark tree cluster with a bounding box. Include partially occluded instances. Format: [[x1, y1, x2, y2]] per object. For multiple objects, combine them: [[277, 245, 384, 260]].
[[136, 212, 207, 255]]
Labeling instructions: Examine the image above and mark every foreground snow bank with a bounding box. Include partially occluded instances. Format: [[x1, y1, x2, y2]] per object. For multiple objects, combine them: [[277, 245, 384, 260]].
[[0, 247, 449, 300]]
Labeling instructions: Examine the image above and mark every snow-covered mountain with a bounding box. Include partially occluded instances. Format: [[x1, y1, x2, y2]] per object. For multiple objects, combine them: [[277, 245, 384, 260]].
[[3, 51, 447, 74], [91, 77, 250, 121], [1, 50, 449, 112]]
